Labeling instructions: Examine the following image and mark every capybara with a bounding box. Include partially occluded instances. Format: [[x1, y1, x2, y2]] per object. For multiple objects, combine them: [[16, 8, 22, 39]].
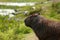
[[24, 13, 60, 40]]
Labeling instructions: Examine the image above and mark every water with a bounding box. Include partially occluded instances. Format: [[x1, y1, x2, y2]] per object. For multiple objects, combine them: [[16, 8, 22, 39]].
[[0, 9, 15, 17], [0, 2, 36, 6], [0, 2, 36, 17]]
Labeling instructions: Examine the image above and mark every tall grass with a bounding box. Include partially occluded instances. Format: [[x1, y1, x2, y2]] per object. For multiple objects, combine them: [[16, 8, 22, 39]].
[[0, 15, 32, 40]]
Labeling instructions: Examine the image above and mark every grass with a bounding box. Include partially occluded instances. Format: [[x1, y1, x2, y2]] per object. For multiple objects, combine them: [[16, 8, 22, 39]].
[[0, 15, 32, 40], [0, 2, 60, 40], [0, 0, 47, 2], [0, 5, 20, 9]]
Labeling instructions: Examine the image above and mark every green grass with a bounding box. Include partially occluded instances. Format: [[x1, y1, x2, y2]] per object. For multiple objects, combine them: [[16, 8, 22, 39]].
[[0, 2, 60, 40], [0, 15, 32, 40], [0, 5, 20, 9], [0, 0, 47, 2]]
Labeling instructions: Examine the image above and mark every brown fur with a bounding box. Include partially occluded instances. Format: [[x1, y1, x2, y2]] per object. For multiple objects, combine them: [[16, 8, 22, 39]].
[[24, 13, 60, 40]]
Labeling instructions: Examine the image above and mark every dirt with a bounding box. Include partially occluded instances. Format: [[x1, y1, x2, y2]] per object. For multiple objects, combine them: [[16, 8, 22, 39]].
[[22, 33, 39, 40]]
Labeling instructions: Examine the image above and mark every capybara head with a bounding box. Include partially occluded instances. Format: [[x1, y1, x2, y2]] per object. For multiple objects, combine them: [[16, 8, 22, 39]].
[[24, 13, 40, 28]]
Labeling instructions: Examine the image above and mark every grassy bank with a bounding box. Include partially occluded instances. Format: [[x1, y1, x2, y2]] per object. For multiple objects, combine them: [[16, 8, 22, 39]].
[[0, 2, 60, 40]]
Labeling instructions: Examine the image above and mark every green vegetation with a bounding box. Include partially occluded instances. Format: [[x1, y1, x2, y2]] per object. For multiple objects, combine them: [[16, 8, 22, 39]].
[[0, 15, 32, 40], [0, 1, 60, 40], [0, 5, 20, 9], [0, 0, 47, 2]]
